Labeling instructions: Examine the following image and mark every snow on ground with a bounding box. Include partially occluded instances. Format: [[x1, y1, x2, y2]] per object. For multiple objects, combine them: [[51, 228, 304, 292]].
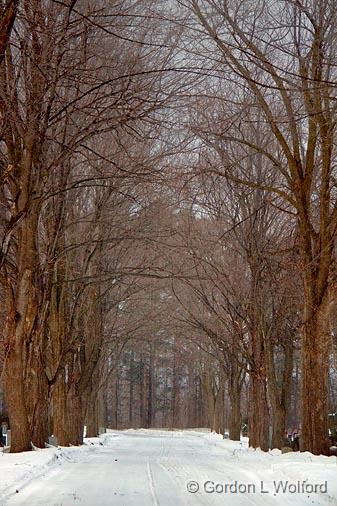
[[0, 429, 335, 506]]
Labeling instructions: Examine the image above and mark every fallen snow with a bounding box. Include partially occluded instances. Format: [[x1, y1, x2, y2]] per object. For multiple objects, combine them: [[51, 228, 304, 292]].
[[0, 429, 335, 505]]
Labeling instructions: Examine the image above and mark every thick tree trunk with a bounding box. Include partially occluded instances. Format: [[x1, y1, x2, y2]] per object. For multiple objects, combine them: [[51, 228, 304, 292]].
[[52, 374, 69, 446], [271, 404, 286, 449], [4, 311, 31, 453], [229, 397, 241, 440], [248, 369, 269, 451], [86, 380, 99, 438], [4, 263, 42, 452], [67, 386, 84, 446], [300, 302, 330, 454], [201, 372, 216, 431], [97, 381, 107, 431], [265, 336, 293, 450], [229, 386, 241, 441], [0, 0, 18, 64], [215, 384, 224, 435], [247, 260, 269, 451], [26, 327, 50, 448], [53, 376, 84, 446], [86, 400, 99, 438], [227, 362, 243, 441], [30, 372, 49, 448], [3, 194, 47, 452], [248, 323, 269, 450]]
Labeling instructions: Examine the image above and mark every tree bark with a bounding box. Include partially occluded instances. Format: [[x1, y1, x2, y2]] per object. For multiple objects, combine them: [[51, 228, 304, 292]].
[[86, 398, 99, 438], [52, 372, 69, 446], [0, 0, 18, 64], [67, 385, 84, 446], [4, 307, 31, 452], [229, 394, 241, 441], [300, 300, 330, 454], [30, 369, 49, 448], [85, 376, 99, 438], [248, 367, 269, 451], [265, 334, 293, 449], [228, 373, 242, 441], [215, 383, 224, 435]]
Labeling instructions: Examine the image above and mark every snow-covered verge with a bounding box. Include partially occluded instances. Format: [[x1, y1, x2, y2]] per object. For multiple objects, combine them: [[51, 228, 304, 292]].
[[199, 431, 337, 503], [0, 433, 118, 504], [0, 430, 336, 505]]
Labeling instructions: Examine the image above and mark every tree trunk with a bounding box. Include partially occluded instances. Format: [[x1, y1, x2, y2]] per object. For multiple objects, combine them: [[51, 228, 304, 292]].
[[265, 332, 293, 449], [86, 399, 99, 438], [247, 259, 269, 451], [4, 310, 31, 452], [300, 301, 330, 454], [67, 386, 84, 445], [52, 373, 69, 446], [271, 404, 286, 449], [215, 384, 224, 435], [30, 371, 49, 448], [248, 369, 269, 451], [129, 351, 134, 427], [201, 372, 215, 431], [248, 323, 269, 450], [229, 395, 241, 441], [187, 365, 196, 428], [171, 346, 178, 427], [3, 193, 47, 452], [115, 368, 119, 430], [4, 263, 41, 452], [139, 359, 144, 427], [146, 366, 153, 428], [228, 379, 241, 441], [0, 0, 18, 65], [86, 378, 99, 438]]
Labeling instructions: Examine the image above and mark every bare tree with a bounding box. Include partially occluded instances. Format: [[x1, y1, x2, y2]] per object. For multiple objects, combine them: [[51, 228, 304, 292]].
[[179, 0, 337, 455]]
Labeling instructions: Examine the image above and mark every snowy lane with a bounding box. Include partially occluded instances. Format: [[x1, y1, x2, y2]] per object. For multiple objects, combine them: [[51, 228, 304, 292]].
[[2, 430, 337, 506]]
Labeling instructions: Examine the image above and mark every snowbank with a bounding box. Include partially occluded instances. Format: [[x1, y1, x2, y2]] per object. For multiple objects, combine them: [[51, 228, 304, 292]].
[[198, 431, 337, 503], [0, 433, 119, 504], [0, 430, 336, 505]]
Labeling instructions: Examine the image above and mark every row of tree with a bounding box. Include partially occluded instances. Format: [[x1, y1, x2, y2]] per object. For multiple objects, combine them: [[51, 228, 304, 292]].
[[0, 0, 337, 456]]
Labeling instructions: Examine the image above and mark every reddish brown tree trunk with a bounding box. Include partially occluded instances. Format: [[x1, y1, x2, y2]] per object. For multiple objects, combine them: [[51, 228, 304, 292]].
[[4, 310, 31, 452], [85, 379, 99, 438], [86, 402, 99, 438], [215, 384, 224, 435], [0, 0, 18, 64], [300, 303, 330, 454], [228, 376, 242, 441], [248, 368, 269, 451], [30, 371, 49, 448], [266, 342, 293, 450], [229, 395, 241, 441], [67, 386, 84, 446], [52, 373, 69, 446]]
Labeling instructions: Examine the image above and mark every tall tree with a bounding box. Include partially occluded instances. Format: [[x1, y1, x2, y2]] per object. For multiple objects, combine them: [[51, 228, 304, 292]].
[[181, 0, 337, 455]]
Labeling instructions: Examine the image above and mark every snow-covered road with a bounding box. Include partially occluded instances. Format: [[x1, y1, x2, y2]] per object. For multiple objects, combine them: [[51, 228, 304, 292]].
[[2, 430, 337, 506]]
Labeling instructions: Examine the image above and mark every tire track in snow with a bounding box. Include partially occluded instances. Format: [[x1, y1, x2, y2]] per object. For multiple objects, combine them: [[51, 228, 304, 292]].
[[147, 460, 160, 506]]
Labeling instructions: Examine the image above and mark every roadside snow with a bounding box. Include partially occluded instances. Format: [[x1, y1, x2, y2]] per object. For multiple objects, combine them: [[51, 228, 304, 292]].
[[201, 431, 337, 502], [0, 433, 120, 504], [0, 430, 335, 505]]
